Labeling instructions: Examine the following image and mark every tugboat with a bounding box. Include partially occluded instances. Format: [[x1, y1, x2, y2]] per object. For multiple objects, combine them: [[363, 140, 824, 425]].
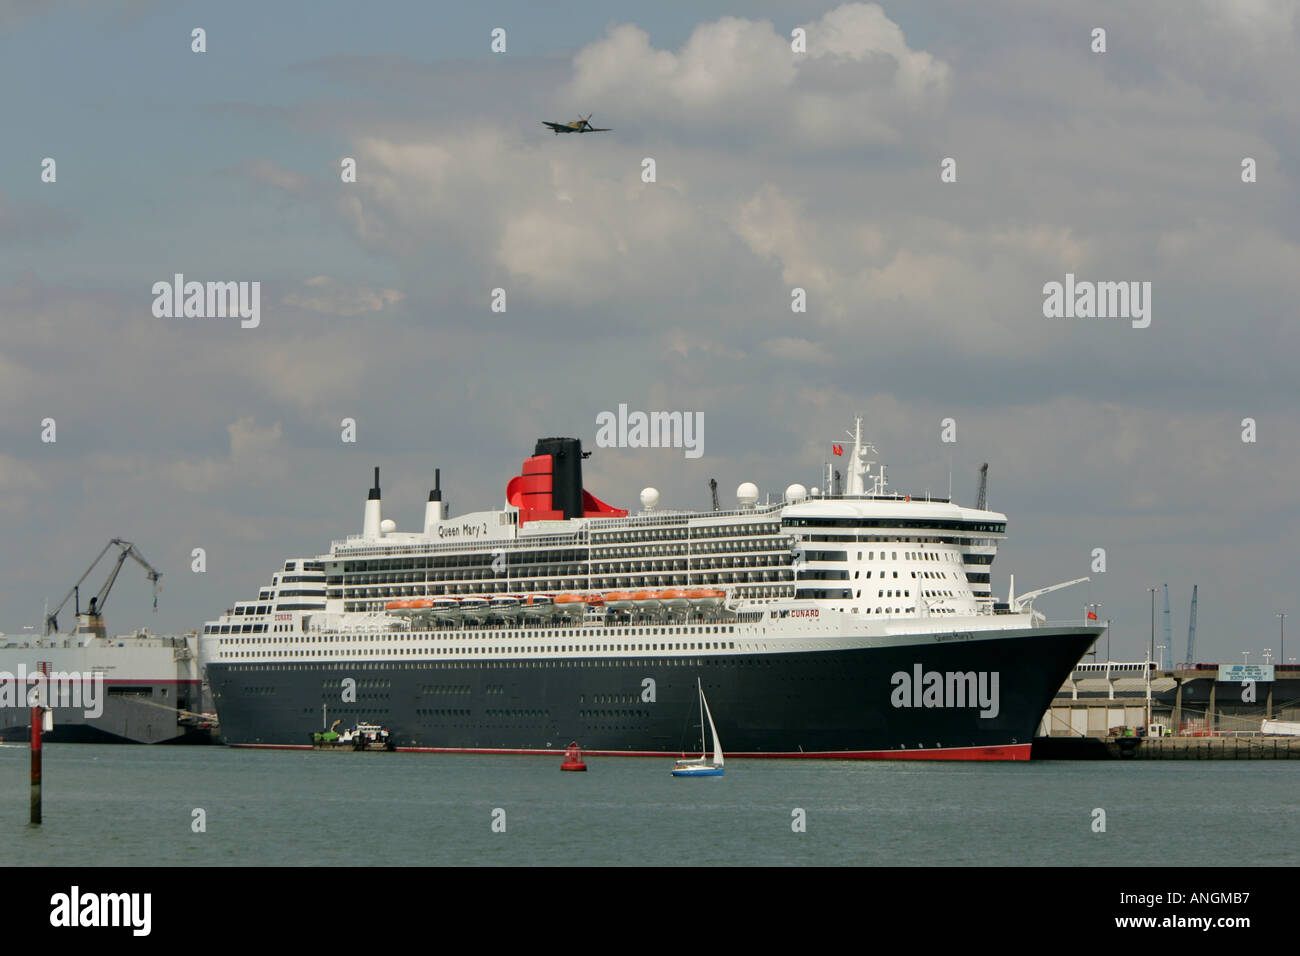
[[311, 720, 396, 751]]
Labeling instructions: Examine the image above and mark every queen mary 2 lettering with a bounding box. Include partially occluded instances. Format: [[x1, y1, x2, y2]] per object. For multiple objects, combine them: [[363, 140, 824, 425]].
[[202, 421, 1103, 760]]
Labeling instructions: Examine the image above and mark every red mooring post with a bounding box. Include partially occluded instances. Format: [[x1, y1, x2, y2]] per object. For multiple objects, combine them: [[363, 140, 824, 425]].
[[30, 661, 48, 825]]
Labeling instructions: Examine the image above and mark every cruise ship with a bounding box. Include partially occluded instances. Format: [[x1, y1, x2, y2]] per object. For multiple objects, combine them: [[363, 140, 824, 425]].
[[204, 421, 1103, 760]]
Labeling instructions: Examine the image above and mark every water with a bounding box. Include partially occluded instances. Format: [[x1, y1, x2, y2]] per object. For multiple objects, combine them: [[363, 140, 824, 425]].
[[3, 745, 1297, 865]]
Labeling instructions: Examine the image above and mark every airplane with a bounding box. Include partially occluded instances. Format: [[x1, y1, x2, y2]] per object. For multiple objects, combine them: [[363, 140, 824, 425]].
[[542, 114, 611, 135]]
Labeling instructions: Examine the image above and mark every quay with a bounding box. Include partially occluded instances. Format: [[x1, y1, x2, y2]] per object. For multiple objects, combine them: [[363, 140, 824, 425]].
[[1032, 661, 1300, 760]]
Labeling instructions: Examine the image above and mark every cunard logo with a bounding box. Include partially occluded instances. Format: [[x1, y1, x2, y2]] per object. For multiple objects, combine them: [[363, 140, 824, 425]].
[[890, 664, 1000, 718]]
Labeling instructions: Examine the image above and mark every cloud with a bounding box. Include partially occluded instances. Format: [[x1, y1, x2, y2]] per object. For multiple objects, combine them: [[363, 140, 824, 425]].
[[158, 417, 285, 495], [562, 4, 950, 146], [283, 275, 404, 316]]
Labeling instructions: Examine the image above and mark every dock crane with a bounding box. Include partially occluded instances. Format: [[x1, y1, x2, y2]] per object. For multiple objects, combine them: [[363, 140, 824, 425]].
[[44, 538, 162, 636]]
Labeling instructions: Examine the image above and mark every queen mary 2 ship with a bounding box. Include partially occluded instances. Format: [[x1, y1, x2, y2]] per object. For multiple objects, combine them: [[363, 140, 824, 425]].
[[203, 421, 1102, 760]]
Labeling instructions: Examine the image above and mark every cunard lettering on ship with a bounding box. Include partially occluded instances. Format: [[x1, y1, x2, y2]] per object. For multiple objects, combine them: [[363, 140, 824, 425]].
[[890, 665, 1000, 719]]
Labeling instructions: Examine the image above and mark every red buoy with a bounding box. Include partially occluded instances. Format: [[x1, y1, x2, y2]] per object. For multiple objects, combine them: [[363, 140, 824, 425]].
[[561, 741, 587, 771]]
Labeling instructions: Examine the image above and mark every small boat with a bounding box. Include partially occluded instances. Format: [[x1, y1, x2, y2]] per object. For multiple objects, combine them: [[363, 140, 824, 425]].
[[311, 720, 396, 752], [671, 679, 724, 777], [489, 594, 521, 618], [560, 741, 587, 771]]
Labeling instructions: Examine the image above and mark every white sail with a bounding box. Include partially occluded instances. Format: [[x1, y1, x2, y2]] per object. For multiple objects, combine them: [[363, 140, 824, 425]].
[[701, 689, 724, 767]]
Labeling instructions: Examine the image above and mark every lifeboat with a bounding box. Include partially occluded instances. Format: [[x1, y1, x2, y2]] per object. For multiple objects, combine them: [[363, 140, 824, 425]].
[[489, 595, 521, 618], [688, 588, 724, 609], [658, 588, 691, 610], [584, 593, 606, 609], [522, 594, 555, 617], [631, 590, 661, 609], [554, 593, 587, 617], [458, 596, 489, 620], [385, 600, 415, 613], [408, 598, 435, 610], [430, 597, 461, 618], [604, 590, 635, 611]]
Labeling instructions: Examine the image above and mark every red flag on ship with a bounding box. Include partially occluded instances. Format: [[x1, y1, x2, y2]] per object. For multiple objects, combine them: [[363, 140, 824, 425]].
[[832, 444, 843, 456], [1087, 610, 1098, 620]]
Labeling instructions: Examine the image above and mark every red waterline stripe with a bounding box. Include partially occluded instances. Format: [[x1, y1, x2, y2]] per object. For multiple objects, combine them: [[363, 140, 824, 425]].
[[229, 742, 1031, 760]]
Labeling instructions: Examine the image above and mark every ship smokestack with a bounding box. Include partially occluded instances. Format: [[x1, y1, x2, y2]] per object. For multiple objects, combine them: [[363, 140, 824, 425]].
[[424, 468, 444, 534], [533, 437, 586, 520], [363, 466, 382, 540]]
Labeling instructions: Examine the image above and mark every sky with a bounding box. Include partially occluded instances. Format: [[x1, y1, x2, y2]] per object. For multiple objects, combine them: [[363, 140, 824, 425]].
[[1, 0, 1296, 665]]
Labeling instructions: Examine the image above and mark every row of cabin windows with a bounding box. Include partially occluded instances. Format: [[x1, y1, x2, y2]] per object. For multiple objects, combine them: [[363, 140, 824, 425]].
[[218, 641, 740, 659], [784, 518, 1005, 533]]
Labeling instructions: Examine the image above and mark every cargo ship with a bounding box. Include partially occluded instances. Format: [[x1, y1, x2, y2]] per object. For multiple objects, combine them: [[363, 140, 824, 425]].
[[204, 420, 1102, 760]]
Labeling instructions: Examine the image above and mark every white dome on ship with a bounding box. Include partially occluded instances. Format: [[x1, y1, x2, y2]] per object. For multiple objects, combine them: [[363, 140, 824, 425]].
[[736, 482, 759, 506], [380, 518, 396, 534], [640, 487, 660, 510], [785, 483, 807, 503]]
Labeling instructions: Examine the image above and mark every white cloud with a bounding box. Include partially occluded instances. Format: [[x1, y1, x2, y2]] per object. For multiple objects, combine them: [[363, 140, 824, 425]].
[[284, 275, 404, 316], [561, 4, 950, 146]]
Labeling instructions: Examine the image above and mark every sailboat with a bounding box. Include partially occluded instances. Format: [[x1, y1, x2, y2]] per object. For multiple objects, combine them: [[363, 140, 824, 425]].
[[671, 679, 725, 777]]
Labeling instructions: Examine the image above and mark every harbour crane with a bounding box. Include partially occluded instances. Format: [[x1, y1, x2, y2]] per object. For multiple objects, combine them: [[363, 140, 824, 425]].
[[44, 538, 162, 635], [1185, 585, 1199, 664]]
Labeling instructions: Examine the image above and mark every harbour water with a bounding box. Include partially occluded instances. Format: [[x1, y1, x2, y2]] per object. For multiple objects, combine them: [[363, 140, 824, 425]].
[[2, 745, 1297, 866]]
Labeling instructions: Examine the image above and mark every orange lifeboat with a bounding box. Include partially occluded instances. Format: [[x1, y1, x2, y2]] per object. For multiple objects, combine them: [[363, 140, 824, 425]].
[[659, 588, 691, 610], [604, 590, 635, 611], [688, 588, 724, 609], [385, 600, 414, 611], [554, 593, 587, 616], [584, 593, 606, 608], [631, 590, 661, 609]]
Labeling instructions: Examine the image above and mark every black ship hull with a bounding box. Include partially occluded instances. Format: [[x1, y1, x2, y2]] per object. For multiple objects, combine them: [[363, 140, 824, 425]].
[[209, 626, 1099, 760]]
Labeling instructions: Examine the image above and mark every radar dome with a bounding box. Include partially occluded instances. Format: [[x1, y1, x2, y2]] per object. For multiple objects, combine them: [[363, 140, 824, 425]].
[[379, 518, 396, 534], [640, 487, 660, 510], [810, 486, 820, 496], [785, 483, 807, 503], [736, 482, 759, 506]]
